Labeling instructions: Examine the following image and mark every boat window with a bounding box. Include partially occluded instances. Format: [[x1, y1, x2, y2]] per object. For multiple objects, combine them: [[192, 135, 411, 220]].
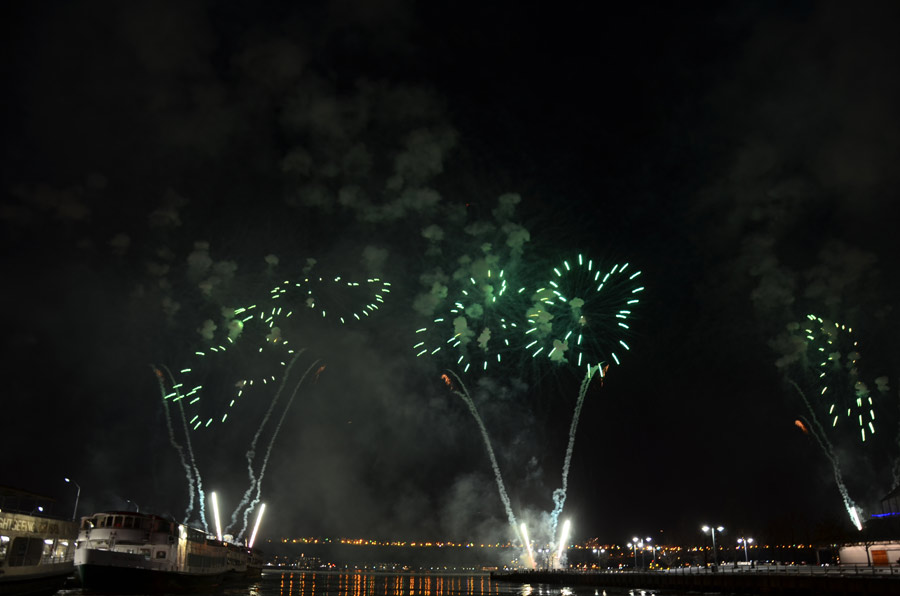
[[98, 516, 108, 528], [81, 518, 93, 530], [124, 517, 135, 529], [8, 537, 43, 567], [41, 539, 54, 563], [53, 540, 70, 562], [141, 518, 151, 531], [0, 535, 9, 561], [113, 516, 124, 528], [156, 550, 166, 559]]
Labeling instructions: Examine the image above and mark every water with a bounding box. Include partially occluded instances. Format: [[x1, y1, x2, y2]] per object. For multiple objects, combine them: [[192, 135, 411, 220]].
[[60, 570, 727, 596]]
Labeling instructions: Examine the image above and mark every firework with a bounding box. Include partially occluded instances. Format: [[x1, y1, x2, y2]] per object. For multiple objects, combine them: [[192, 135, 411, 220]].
[[414, 260, 529, 374], [555, 518, 571, 569], [211, 492, 223, 542], [182, 303, 294, 431], [774, 313, 890, 531], [520, 522, 536, 569], [248, 503, 266, 549], [269, 265, 391, 325], [525, 255, 642, 374], [787, 314, 887, 444], [413, 251, 644, 549], [791, 381, 863, 530]]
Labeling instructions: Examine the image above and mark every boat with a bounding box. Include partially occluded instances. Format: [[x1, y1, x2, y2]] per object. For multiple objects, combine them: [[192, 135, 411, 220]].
[[224, 542, 264, 580], [0, 487, 79, 596], [74, 511, 233, 593]]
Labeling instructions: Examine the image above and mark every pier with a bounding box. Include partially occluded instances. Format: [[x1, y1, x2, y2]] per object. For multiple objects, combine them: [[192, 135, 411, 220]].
[[492, 565, 900, 595]]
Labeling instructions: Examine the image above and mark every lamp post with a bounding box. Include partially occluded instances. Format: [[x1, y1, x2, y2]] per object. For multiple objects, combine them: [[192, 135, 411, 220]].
[[737, 537, 753, 563], [592, 548, 606, 569], [64, 477, 81, 521], [702, 526, 724, 571], [628, 537, 650, 570], [628, 538, 639, 570]]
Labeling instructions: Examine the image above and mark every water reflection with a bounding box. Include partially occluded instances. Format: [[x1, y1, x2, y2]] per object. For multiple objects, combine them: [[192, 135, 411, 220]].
[[273, 571, 502, 596]]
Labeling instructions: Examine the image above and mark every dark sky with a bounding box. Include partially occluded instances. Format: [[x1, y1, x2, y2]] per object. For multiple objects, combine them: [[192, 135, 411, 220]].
[[3, 0, 899, 553]]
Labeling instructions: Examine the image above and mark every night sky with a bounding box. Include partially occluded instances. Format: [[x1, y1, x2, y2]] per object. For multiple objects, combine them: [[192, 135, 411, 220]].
[[3, 0, 900, 551]]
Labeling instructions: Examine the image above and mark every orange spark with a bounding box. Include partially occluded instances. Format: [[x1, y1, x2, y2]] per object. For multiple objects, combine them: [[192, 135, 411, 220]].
[[441, 374, 453, 389]]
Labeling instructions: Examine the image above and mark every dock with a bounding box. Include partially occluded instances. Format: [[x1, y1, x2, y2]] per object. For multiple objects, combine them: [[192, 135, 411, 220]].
[[491, 565, 900, 595]]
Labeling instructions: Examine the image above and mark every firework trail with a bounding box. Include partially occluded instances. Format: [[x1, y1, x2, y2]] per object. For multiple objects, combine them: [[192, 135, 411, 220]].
[[151, 365, 209, 532], [790, 380, 862, 530], [151, 365, 196, 524], [227, 349, 307, 534], [161, 364, 209, 532], [446, 371, 520, 537], [237, 358, 321, 541], [549, 365, 599, 542]]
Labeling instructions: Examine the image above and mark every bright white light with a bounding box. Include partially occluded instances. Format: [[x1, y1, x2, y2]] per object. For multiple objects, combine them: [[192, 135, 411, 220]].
[[248, 503, 266, 548], [520, 523, 536, 569], [556, 519, 571, 566], [211, 492, 223, 542], [849, 506, 863, 531]]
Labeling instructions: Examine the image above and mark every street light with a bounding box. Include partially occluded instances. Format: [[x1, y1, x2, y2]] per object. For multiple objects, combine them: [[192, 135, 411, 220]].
[[702, 525, 724, 570], [64, 478, 81, 521], [629, 537, 639, 570], [627, 537, 651, 570], [592, 548, 606, 569], [737, 537, 753, 563]]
